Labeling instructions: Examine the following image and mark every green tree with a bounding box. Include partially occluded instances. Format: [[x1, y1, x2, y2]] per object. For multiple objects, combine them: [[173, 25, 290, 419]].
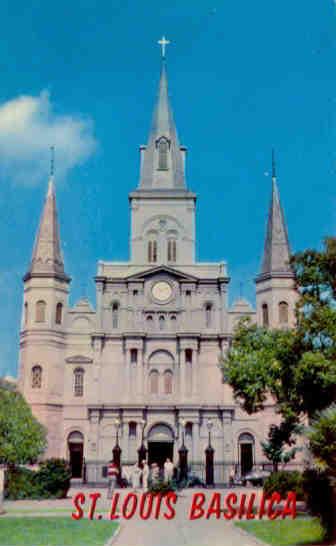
[[0, 379, 46, 465], [0, 379, 46, 512], [261, 423, 301, 472], [307, 404, 336, 540], [221, 237, 336, 433]]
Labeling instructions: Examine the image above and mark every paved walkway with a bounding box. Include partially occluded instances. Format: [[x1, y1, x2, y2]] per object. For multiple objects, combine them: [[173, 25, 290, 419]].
[[111, 490, 263, 546]]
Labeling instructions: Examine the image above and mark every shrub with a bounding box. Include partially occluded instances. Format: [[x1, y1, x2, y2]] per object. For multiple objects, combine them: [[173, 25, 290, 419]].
[[148, 478, 177, 495], [302, 468, 333, 540], [37, 459, 71, 498], [5, 458, 71, 500], [5, 466, 43, 500], [263, 470, 304, 500]]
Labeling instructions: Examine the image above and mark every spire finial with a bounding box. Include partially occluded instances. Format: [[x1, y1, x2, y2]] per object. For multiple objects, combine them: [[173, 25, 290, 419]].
[[50, 146, 55, 178], [272, 148, 276, 180], [158, 36, 170, 59]]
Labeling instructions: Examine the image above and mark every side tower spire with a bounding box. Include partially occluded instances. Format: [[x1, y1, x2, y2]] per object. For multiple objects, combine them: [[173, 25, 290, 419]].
[[259, 150, 291, 277], [255, 152, 297, 328], [24, 152, 69, 281], [139, 37, 186, 190]]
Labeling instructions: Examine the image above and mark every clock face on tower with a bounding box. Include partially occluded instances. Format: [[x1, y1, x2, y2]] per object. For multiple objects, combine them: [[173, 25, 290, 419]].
[[151, 281, 173, 303]]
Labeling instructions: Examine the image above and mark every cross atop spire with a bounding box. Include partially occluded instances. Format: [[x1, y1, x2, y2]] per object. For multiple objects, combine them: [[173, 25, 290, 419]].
[[272, 148, 276, 180], [50, 146, 55, 178], [158, 36, 170, 59]]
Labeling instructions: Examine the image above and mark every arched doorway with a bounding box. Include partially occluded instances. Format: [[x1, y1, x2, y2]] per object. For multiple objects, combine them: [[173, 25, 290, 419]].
[[238, 432, 254, 476], [67, 431, 84, 478], [147, 424, 174, 468]]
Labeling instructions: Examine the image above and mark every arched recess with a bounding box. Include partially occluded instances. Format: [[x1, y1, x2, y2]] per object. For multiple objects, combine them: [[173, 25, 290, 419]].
[[163, 370, 173, 394], [35, 300, 46, 323], [148, 350, 175, 367], [67, 431, 84, 478], [238, 432, 255, 476], [147, 423, 174, 443], [279, 301, 289, 324], [262, 303, 269, 327], [55, 302, 63, 325]]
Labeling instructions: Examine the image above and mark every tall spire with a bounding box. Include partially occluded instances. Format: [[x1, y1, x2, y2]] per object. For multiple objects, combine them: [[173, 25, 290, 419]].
[[139, 38, 186, 190], [258, 152, 292, 278], [25, 164, 69, 282]]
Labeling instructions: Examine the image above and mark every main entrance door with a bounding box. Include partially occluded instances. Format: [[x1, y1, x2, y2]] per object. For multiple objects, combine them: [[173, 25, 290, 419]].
[[147, 423, 174, 469], [67, 431, 84, 478], [148, 441, 174, 468]]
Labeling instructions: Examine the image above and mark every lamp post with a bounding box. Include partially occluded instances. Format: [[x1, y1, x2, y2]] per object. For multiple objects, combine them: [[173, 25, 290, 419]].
[[138, 418, 147, 465], [205, 419, 215, 487], [179, 418, 188, 483], [112, 418, 122, 485]]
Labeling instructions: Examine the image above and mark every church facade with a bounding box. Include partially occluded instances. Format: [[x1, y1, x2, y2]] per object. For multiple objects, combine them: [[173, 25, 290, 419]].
[[18, 57, 298, 484]]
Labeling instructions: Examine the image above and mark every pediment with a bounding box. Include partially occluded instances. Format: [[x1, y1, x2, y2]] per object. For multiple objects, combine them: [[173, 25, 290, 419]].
[[125, 265, 198, 282], [65, 355, 93, 364]]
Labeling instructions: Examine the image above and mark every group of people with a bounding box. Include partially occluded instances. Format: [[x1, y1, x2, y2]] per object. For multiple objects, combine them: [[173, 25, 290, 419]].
[[107, 458, 175, 498]]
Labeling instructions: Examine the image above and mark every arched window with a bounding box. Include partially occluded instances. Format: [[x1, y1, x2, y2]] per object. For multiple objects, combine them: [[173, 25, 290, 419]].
[[262, 303, 269, 327], [185, 422, 193, 438], [24, 302, 28, 325], [170, 315, 177, 330], [35, 300, 46, 323], [31, 365, 42, 389], [112, 302, 119, 329], [148, 240, 158, 263], [130, 348, 138, 364], [74, 367, 84, 397], [159, 315, 165, 330], [185, 348, 192, 364], [129, 421, 137, 438], [55, 302, 63, 325], [149, 370, 159, 394], [167, 239, 177, 262], [279, 301, 289, 324], [205, 303, 213, 328], [146, 315, 153, 329], [163, 370, 173, 394], [238, 432, 255, 475], [158, 138, 169, 170]]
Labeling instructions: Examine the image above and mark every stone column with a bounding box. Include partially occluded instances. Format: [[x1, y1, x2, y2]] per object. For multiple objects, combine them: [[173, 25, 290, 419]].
[[180, 349, 186, 399], [88, 409, 100, 483], [125, 348, 131, 398], [222, 410, 234, 485], [136, 343, 144, 397], [92, 337, 103, 405], [192, 421, 200, 464], [192, 348, 199, 398], [96, 283, 102, 330], [220, 282, 227, 332]]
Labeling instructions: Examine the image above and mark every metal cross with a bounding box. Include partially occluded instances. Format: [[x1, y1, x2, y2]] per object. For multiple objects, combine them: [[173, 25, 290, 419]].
[[158, 36, 170, 58], [50, 146, 55, 177]]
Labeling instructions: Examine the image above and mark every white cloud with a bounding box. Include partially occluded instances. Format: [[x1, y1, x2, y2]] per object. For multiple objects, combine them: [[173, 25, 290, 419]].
[[0, 90, 97, 184]]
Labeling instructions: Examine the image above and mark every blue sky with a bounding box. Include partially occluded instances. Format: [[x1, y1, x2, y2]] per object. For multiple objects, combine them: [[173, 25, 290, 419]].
[[1, 0, 336, 376]]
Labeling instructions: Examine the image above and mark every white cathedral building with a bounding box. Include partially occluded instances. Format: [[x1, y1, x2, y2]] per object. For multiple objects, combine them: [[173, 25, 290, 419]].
[[18, 52, 298, 484]]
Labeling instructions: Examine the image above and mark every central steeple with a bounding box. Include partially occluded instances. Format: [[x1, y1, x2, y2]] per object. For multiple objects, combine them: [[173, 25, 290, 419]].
[[138, 41, 186, 190]]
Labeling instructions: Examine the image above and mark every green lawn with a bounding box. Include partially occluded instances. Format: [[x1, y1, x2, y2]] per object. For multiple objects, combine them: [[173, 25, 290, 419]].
[[236, 517, 325, 546], [0, 517, 118, 546]]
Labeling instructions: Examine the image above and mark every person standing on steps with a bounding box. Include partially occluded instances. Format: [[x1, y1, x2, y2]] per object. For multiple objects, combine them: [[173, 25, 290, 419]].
[[142, 459, 149, 492], [107, 460, 119, 499], [164, 458, 174, 484]]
